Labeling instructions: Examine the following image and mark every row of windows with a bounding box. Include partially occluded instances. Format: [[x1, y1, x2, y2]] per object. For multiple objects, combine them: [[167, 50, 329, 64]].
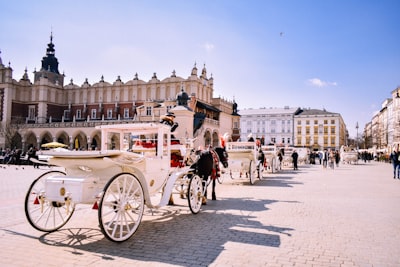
[[296, 136, 336, 146], [246, 120, 291, 125], [297, 119, 336, 125], [297, 126, 336, 134]]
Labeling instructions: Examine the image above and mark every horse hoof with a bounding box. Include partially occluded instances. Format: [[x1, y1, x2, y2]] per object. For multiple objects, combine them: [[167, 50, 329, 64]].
[[202, 197, 207, 205], [212, 193, 216, 201], [180, 193, 185, 199]]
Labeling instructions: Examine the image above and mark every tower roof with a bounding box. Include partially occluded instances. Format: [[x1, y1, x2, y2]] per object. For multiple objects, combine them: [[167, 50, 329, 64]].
[[40, 32, 60, 74]]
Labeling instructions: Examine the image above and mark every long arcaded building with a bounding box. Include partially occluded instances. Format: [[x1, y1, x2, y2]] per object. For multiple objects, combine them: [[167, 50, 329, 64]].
[[0, 34, 240, 151]]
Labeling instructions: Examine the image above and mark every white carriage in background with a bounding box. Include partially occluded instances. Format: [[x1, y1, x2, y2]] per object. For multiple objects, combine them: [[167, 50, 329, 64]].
[[278, 146, 294, 168], [222, 141, 263, 185], [261, 145, 280, 173], [340, 145, 359, 164], [25, 123, 204, 242]]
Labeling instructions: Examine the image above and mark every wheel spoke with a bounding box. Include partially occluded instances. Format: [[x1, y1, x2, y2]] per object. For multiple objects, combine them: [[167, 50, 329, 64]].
[[25, 171, 74, 232], [99, 173, 144, 242]]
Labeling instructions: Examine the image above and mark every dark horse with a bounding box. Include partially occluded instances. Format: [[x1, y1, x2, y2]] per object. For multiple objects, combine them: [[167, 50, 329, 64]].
[[190, 146, 229, 204]]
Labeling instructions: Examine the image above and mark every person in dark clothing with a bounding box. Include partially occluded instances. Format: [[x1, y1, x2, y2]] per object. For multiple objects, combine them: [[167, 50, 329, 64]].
[[292, 150, 299, 170], [389, 148, 399, 179]]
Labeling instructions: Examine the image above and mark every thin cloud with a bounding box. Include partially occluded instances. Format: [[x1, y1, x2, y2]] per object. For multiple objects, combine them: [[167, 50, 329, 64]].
[[203, 42, 215, 52], [307, 78, 338, 87]]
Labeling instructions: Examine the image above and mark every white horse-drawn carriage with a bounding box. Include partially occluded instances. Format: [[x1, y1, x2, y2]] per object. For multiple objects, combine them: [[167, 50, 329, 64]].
[[261, 145, 279, 173], [222, 141, 263, 185], [340, 146, 359, 164], [25, 123, 205, 242]]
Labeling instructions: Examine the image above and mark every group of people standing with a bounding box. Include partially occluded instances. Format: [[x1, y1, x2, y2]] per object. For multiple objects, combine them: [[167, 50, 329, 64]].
[[321, 149, 340, 169]]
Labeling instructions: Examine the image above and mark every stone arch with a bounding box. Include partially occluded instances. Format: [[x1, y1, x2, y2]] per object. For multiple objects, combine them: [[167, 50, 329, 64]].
[[90, 130, 101, 150], [109, 133, 120, 150], [40, 131, 53, 147], [56, 131, 69, 146], [10, 132, 22, 150], [212, 131, 220, 147], [73, 131, 87, 150], [203, 129, 212, 147], [24, 131, 38, 150]]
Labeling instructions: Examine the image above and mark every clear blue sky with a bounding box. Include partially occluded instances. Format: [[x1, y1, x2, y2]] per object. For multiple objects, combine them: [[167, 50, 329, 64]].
[[1, 0, 399, 138]]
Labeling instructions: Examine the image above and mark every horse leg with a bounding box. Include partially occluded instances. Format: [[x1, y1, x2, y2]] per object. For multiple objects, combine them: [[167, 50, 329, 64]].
[[211, 179, 216, 200], [202, 177, 208, 205]]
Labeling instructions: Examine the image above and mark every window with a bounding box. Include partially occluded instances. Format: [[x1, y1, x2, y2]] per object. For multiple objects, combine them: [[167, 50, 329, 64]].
[[76, 109, 81, 119], [63, 110, 70, 119], [324, 120, 328, 124], [146, 106, 152, 116], [324, 126, 328, 134], [331, 120, 335, 124], [314, 120, 318, 124], [282, 138, 285, 144], [107, 109, 113, 119], [91, 109, 97, 119], [297, 120, 301, 125], [330, 137, 335, 145], [28, 105, 36, 120], [306, 120, 310, 125], [297, 127, 302, 134], [306, 127, 310, 134], [287, 138, 291, 144], [331, 127, 335, 134], [271, 137, 276, 143], [124, 108, 129, 118]]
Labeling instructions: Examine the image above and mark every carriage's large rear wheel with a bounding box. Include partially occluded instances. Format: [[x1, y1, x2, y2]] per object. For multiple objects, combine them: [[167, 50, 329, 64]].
[[187, 174, 203, 214], [98, 173, 144, 242], [25, 170, 75, 232], [249, 160, 256, 185]]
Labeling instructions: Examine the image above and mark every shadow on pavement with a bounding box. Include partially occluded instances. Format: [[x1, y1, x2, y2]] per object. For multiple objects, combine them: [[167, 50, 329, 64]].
[[31, 197, 293, 266]]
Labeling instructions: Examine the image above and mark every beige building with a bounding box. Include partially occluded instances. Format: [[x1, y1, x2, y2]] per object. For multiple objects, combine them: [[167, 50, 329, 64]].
[[363, 87, 400, 153], [0, 35, 240, 151], [294, 108, 346, 151]]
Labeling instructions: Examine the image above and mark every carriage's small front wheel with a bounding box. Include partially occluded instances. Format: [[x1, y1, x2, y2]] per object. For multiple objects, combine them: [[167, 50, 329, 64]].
[[187, 174, 203, 214], [98, 173, 144, 242], [25, 170, 75, 232]]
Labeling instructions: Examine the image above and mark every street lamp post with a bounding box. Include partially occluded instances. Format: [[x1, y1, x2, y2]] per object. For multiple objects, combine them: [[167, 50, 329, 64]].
[[356, 122, 359, 150]]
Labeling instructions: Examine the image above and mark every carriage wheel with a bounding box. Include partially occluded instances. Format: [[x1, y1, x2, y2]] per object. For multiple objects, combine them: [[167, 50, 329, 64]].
[[25, 170, 75, 232], [98, 173, 144, 242], [187, 174, 203, 214], [271, 158, 275, 173], [249, 160, 256, 185], [257, 162, 263, 180]]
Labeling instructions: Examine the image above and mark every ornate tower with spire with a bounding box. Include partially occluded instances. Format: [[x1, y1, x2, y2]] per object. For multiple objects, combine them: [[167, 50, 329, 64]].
[[34, 33, 64, 86]]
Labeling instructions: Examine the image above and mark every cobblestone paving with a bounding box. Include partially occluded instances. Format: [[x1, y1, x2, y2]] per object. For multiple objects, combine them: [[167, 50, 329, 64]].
[[0, 161, 399, 266]]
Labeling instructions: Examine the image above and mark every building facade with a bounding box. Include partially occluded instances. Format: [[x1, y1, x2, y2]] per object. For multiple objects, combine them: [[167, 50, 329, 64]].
[[0, 35, 240, 151], [239, 107, 300, 145], [363, 88, 400, 153], [294, 108, 346, 151]]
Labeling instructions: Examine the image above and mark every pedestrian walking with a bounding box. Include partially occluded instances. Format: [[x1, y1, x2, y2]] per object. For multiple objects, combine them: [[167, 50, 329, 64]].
[[292, 150, 299, 170], [322, 149, 328, 169], [389, 147, 399, 179]]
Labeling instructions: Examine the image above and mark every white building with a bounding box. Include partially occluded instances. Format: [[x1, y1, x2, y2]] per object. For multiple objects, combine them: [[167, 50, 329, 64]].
[[239, 106, 300, 145]]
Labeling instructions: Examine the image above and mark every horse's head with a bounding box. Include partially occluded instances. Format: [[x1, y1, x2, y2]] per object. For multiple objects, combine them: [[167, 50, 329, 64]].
[[215, 147, 229, 168]]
